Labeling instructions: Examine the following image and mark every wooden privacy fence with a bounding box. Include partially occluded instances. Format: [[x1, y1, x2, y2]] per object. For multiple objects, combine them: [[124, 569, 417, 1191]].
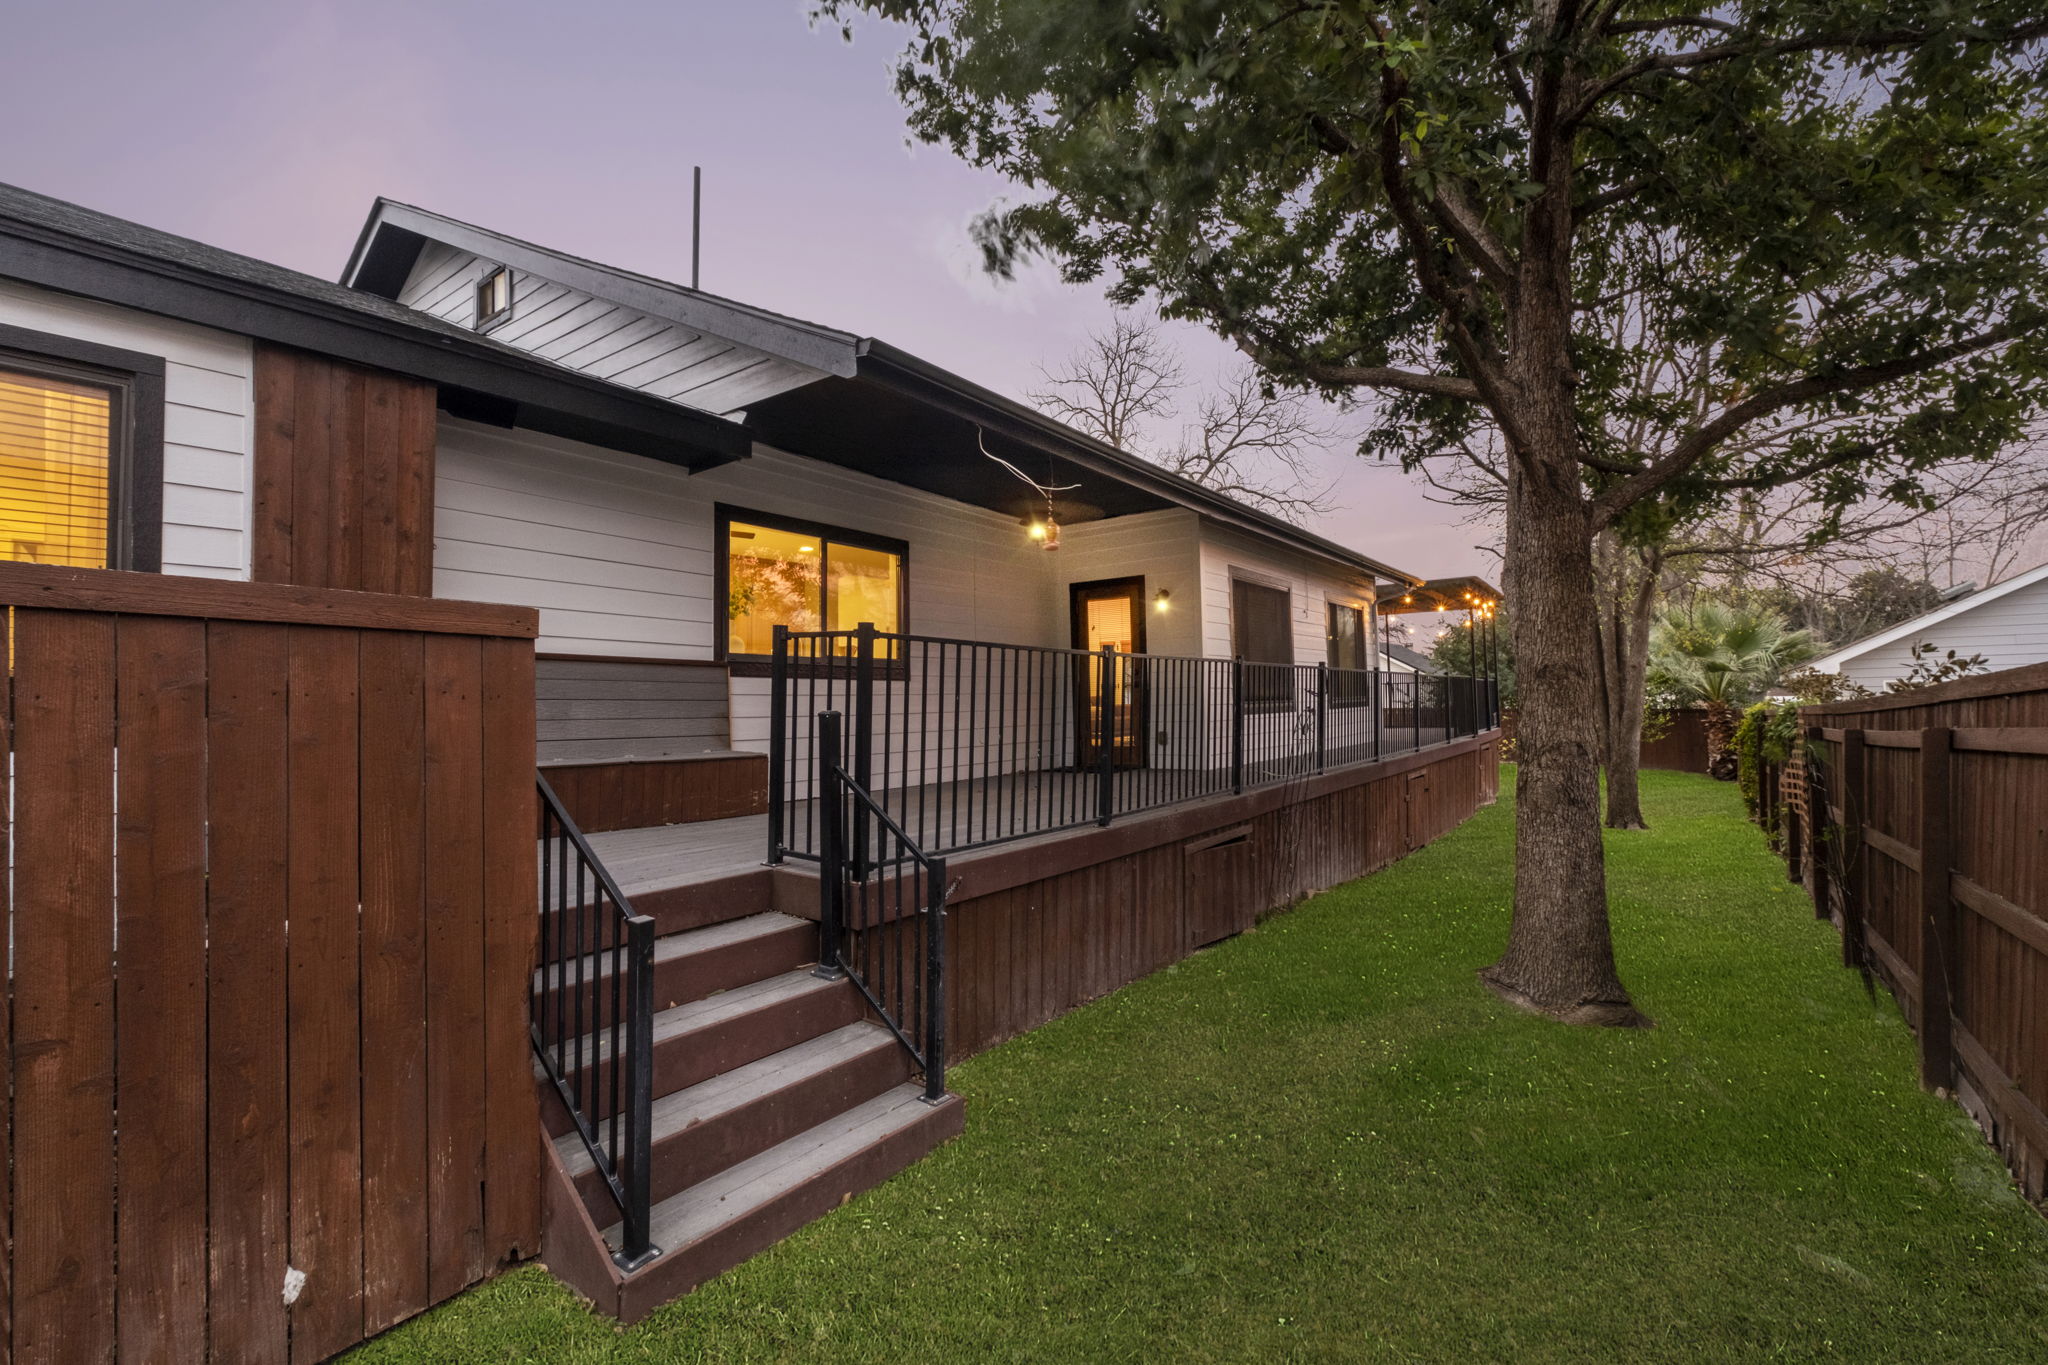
[[0, 564, 541, 1364], [1791, 664, 2048, 1200]]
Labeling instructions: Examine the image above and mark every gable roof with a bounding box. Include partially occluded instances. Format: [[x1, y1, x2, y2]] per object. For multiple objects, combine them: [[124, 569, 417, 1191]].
[[1807, 560, 2048, 672], [344, 198, 860, 377], [0, 181, 751, 469], [346, 200, 1424, 585]]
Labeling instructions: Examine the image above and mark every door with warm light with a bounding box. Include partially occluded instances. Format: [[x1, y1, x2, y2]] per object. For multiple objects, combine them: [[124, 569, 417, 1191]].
[[1070, 577, 1147, 770]]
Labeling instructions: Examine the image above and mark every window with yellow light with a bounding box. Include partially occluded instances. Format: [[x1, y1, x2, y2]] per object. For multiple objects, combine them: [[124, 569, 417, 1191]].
[[721, 509, 906, 658], [0, 366, 114, 568]]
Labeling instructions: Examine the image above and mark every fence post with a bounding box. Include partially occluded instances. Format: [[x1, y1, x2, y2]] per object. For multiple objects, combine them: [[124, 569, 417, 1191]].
[[923, 855, 948, 1102], [1806, 725, 1831, 922], [1315, 661, 1328, 773], [1096, 644, 1117, 826], [852, 622, 876, 876], [1918, 726, 1956, 1092], [1840, 728, 1868, 970], [767, 624, 788, 864], [1231, 657, 1246, 794], [816, 710, 846, 979], [1818, 724, 1835, 916]]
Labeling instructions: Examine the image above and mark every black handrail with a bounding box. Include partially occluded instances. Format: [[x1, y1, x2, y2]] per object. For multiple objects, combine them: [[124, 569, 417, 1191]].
[[768, 625, 1496, 864], [816, 711, 948, 1102], [534, 774, 659, 1272]]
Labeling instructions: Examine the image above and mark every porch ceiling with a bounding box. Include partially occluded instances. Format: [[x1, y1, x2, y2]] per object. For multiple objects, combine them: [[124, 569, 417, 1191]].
[[743, 342, 1422, 586], [1378, 575, 1501, 613], [741, 373, 1174, 526]]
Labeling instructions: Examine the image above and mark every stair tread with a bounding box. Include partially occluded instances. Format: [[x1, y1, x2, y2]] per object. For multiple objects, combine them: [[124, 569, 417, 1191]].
[[556, 1022, 898, 1177], [554, 969, 846, 1068], [610, 1085, 952, 1256], [536, 912, 809, 989]]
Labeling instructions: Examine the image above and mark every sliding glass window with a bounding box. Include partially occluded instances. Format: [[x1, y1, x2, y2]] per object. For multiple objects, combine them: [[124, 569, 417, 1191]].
[[722, 508, 906, 658]]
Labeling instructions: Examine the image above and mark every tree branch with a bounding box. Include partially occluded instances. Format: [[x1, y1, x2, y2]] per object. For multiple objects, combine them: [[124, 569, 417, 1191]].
[[1587, 318, 2035, 527], [1570, 19, 2048, 123]]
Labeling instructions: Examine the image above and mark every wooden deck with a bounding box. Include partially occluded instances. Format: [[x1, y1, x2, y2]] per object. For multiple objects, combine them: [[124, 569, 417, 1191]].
[[579, 729, 1456, 901]]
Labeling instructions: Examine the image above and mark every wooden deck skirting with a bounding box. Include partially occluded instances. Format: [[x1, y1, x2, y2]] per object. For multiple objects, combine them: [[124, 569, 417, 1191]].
[[930, 733, 1501, 1060], [1786, 663, 2048, 1204]]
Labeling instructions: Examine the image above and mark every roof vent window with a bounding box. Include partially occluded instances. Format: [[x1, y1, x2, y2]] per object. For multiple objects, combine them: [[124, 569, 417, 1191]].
[[474, 266, 513, 329]]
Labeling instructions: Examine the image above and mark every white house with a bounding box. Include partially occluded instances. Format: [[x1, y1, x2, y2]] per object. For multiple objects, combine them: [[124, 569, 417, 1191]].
[[1807, 561, 2048, 691]]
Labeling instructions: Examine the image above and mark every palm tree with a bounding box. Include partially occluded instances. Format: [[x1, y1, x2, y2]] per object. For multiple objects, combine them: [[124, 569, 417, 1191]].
[[1649, 601, 1816, 779]]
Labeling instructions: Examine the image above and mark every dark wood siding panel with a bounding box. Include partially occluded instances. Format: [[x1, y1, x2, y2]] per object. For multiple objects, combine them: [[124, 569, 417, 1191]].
[[252, 344, 437, 596], [535, 657, 732, 765]]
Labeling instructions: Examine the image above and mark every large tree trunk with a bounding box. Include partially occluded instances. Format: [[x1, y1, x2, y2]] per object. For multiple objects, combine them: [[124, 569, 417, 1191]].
[[1481, 451, 1650, 1027], [1475, 78, 1644, 1027]]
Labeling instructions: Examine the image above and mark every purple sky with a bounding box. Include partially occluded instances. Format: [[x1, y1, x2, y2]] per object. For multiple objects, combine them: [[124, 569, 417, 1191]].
[[2, 0, 1485, 579]]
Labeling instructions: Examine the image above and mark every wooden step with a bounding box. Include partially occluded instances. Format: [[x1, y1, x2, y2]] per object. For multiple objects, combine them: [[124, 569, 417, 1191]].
[[606, 1085, 965, 1323], [557, 1023, 912, 1222], [539, 865, 780, 942], [534, 912, 815, 1024], [544, 970, 867, 1129]]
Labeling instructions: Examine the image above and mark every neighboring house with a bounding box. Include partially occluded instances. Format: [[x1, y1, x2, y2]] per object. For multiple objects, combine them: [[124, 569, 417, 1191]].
[[0, 179, 1503, 1342], [1382, 642, 1444, 674], [1807, 562, 2048, 692]]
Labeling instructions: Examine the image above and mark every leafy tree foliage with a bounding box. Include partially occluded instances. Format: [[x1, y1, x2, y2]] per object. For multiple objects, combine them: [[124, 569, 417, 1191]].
[[816, 0, 2048, 1024]]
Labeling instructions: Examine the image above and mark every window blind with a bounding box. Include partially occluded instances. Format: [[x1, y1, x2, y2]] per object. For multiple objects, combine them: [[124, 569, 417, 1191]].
[[0, 368, 112, 568]]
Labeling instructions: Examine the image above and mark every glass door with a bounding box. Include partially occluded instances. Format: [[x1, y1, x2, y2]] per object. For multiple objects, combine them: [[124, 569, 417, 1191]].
[[1070, 577, 1147, 770]]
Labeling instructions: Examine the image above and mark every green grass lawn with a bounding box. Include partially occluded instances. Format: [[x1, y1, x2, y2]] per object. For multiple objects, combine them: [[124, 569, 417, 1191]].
[[351, 769, 2048, 1363]]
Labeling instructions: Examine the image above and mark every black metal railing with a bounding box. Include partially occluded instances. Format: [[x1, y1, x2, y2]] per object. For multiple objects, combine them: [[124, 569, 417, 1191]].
[[815, 711, 947, 1102], [534, 774, 658, 1272], [769, 624, 1497, 864]]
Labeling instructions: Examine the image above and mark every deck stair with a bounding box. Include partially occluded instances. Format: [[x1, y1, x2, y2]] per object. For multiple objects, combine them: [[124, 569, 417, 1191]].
[[535, 861, 963, 1322]]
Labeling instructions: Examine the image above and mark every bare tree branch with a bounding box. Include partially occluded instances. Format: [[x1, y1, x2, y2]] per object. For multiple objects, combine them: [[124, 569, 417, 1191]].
[[1028, 314, 1184, 450]]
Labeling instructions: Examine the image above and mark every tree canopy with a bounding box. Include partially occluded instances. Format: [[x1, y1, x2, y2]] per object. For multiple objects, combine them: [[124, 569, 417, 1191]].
[[817, 0, 2048, 1026]]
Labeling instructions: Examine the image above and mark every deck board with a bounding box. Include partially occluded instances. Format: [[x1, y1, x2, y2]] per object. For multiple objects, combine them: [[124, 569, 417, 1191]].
[[574, 729, 1455, 898]]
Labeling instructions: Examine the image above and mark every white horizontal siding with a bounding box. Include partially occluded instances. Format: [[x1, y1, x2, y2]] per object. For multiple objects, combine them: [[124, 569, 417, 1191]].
[[0, 279, 251, 579], [1838, 575, 2048, 691], [1198, 523, 1380, 664], [1050, 509, 1204, 657], [396, 243, 819, 415], [432, 419, 1071, 754]]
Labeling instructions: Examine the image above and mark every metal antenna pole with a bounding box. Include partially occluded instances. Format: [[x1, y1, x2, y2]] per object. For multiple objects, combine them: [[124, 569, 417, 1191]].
[[692, 166, 702, 290]]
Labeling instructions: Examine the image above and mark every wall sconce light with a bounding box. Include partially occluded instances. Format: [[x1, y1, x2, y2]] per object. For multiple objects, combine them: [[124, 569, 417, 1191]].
[[1154, 589, 1171, 613]]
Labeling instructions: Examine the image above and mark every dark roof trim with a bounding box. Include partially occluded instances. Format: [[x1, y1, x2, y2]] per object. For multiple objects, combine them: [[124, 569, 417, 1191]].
[[345, 200, 861, 378], [0, 193, 751, 471], [857, 340, 1420, 586]]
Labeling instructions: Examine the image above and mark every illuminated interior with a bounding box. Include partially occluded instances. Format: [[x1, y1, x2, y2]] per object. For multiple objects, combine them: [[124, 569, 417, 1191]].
[[726, 518, 902, 654], [0, 367, 112, 568]]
